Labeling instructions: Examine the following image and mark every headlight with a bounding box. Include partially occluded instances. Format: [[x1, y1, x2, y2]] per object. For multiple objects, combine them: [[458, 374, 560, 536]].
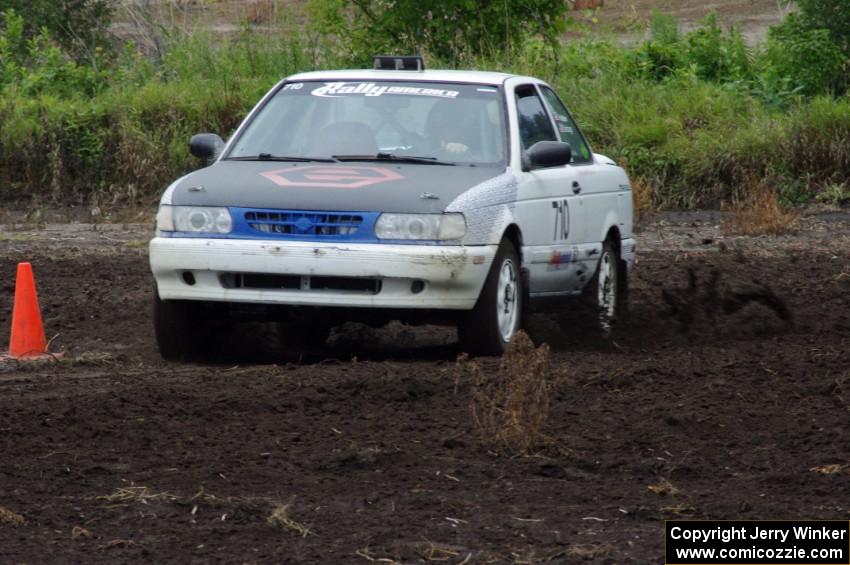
[[156, 205, 233, 234], [375, 213, 466, 241]]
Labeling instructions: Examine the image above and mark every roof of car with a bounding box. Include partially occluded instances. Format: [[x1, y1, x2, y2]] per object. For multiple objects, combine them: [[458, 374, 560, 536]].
[[286, 69, 525, 86]]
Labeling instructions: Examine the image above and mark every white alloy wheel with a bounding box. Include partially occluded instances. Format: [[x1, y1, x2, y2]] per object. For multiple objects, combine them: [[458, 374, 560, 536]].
[[596, 245, 618, 334], [496, 257, 519, 342], [458, 238, 523, 356]]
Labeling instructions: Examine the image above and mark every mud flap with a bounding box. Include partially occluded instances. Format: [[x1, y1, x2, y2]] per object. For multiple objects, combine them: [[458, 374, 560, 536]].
[[520, 267, 533, 325], [617, 258, 629, 318]]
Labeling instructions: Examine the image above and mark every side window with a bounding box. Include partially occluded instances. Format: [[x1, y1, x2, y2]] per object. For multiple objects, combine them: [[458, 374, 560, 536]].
[[539, 86, 592, 164], [514, 85, 557, 150]]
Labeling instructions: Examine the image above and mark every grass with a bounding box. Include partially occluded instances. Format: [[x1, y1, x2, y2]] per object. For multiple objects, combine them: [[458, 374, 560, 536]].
[[565, 544, 616, 560], [465, 331, 551, 455], [1, 10, 849, 213], [355, 547, 402, 564], [0, 505, 26, 527], [815, 183, 850, 206], [267, 503, 314, 537], [97, 485, 314, 537], [631, 176, 654, 221], [723, 177, 801, 236], [647, 478, 681, 496], [810, 463, 850, 475], [97, 486, 179, 504]]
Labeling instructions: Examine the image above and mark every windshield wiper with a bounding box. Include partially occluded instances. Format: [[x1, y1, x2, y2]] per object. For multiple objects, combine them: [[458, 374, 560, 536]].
[[332, 153, 456, 166], [225, 154, 339, 163]]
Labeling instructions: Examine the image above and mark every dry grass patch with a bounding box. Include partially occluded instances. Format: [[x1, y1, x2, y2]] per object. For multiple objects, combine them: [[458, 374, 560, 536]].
[[72, 526, 93, 539], [0, 506, 26, 527], [723, 177, 800, 236], [99, 485, 314, 536], [648, 478, 681, 496], [631, 176, 655, 223], [566, 543, 615, 559], [661, 504, 697, 516], [97, 539, 136, 551], [810, 463, 850, 475], [355, 547, 402, 564], [465, 331, 551, 455], [414, 541, 468, 561], [97, 486, 179, 504], [267, 503, 313, 537]]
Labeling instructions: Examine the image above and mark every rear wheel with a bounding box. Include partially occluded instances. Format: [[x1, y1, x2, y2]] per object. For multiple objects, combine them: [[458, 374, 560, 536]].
[[153, 288, 206, 360], [584, 237, 621, 335], [458, 238, 523, 356]]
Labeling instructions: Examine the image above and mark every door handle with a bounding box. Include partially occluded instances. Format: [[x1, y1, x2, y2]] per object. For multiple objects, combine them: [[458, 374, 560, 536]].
[[572, 181, 581, 194]]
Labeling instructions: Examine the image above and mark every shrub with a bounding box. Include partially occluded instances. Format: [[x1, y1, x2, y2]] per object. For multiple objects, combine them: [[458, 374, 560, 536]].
[[306, 0, 567, 63], [790, 0, 850, 53], [685, 14, 750, 82], [760, 13, 846, 97], [630, 11, 684, 80], [466, 332, 551, 455], [0, 10, 108, 96], [0, 0, 114, 61]]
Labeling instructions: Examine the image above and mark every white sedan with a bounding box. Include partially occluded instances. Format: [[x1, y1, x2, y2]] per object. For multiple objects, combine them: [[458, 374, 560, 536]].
[[150, 56, 635, 358]]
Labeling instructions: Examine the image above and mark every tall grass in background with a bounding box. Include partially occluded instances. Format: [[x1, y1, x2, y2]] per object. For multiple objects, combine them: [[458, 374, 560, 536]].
[[0, 8, 849, 214], [0, 9, 339, 211]]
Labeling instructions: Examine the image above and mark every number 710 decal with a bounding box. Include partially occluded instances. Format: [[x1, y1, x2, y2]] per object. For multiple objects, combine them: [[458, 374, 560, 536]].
[[552, 199, 569, 241]]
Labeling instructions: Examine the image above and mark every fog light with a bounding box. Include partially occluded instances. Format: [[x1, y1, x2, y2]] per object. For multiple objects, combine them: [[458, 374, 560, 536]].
[[410, 280, 425, 294], [182, 271, 196, 286]]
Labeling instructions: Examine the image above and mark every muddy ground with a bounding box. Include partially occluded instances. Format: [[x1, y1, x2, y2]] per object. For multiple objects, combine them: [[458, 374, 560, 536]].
[[1, 210, 850, 564]]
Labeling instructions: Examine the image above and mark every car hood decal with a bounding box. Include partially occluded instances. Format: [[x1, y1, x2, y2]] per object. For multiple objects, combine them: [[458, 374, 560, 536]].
[[168, 161, 506, 213]]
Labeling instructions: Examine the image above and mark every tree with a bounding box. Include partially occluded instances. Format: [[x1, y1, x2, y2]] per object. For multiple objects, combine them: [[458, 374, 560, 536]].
[[790, 0, 850, 52], [307, 0, 567, 63], [0, 0, 114, 61], [769, 0, 850, 95]]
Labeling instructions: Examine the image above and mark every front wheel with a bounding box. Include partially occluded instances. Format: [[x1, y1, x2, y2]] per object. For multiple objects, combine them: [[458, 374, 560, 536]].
[[458, 239, 523, 356], [153, 288, 206, 360]]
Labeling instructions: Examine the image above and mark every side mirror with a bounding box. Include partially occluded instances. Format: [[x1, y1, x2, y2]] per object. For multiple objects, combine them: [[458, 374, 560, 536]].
[[524, 141, 572, 171], [189, 133, 225, 160]]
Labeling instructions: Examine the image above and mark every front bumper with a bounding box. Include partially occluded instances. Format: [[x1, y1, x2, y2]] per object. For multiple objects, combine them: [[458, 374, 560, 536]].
[[149, 237, 497, 309]]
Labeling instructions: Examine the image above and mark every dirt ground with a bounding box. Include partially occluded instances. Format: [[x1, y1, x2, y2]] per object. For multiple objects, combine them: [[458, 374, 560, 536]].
[[583, 0, 789, 44], [1, 210, 850, 563]]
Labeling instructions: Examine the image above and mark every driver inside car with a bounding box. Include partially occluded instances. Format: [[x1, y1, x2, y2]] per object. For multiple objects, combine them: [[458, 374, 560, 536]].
[[425, 99, 478, 157]]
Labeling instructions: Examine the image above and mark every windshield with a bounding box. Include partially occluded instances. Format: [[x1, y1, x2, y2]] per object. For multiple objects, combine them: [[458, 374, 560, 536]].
[[226, 80, 507, 166]]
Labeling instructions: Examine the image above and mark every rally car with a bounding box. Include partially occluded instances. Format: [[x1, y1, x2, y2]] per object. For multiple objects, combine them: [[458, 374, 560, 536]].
[[149, 56, 635, 358]]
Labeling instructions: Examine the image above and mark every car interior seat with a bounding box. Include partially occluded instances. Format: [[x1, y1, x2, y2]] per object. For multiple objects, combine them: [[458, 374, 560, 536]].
[[307, 121, 378, 156]]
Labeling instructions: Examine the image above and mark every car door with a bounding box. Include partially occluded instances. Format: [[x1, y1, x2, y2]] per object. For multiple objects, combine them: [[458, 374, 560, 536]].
[[539, 85, 625, 264], [511, 83, 586, 295]]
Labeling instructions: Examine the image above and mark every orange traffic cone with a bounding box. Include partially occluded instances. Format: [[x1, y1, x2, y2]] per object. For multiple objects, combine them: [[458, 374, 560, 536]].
[[9, 262, 47, 358]]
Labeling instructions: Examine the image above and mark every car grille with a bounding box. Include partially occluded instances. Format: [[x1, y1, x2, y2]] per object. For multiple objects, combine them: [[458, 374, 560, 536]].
[[244, 210, 364, 237], [220, 273, 381, 294]]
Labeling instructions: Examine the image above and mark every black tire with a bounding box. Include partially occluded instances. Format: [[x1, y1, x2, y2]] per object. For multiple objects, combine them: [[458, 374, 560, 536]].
[[458, 238, 523, 356], [277, 320, 332, 350], [277, 307, 334, 351], [617, 256, 630, 319], [153, 287, 205, 360], [583, 237, 622, 336]]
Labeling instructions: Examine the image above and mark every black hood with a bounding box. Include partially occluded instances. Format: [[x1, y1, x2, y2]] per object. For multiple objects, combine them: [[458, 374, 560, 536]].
[[169, 161, 504, 213]]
